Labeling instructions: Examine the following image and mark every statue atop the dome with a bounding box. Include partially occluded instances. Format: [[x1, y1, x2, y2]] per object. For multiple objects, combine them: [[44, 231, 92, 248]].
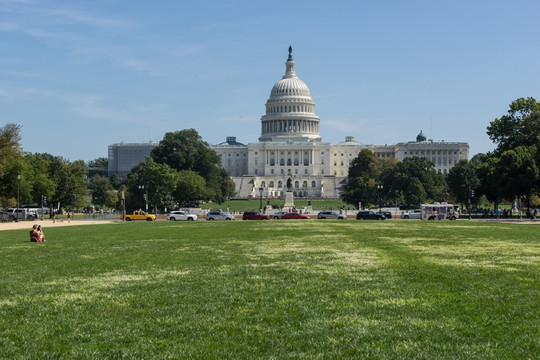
[[287, 45, 293, 61]]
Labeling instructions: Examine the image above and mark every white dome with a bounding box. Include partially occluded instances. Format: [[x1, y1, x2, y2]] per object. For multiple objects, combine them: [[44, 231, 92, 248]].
[[259, 47, 321, 142], [270, 77, 311, 98]]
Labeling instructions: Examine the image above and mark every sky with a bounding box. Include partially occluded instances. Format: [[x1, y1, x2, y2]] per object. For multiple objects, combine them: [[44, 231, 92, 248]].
[[2, 0, 540, 162]]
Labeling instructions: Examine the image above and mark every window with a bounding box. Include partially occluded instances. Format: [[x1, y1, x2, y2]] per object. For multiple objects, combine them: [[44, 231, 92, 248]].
[[278, 181, 282, 188], [312, 181, 316, 188], [303, 181, 308, 187], [269, 181, 274, 187]]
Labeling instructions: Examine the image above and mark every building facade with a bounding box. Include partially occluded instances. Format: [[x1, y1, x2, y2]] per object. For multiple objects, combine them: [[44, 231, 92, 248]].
[[108, 142, 157, 178], [213, 47, 469, 198]]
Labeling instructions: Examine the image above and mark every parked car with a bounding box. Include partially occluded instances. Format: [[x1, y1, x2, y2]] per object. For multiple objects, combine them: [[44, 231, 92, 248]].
[[270, 211, 289, 219], [206, 211, 235, 221], [400, 209, 422, 219], [317, 211, 345, 219], [378, 211, 393, 219], [6, 208, 37, 221], [356, 210, 386, 220], [281, 212, 310, 220], [167, 210, 198, 221], [242, 211, 270, 220]]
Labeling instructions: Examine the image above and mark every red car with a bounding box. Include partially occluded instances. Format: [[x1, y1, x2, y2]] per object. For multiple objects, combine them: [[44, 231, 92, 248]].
[[281, 212, 310, 220], [242, 211, 270, 220]]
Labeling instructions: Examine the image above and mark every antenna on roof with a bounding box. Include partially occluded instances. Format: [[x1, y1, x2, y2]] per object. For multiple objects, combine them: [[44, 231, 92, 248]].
[[429, 115, 432, 140]]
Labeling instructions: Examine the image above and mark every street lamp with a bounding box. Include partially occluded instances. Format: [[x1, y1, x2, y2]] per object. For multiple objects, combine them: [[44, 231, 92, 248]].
[[259, 187, 264, 213], [16, 172, 20, 222], [377, 184, 383, 212], [139, 185, 148, 212]]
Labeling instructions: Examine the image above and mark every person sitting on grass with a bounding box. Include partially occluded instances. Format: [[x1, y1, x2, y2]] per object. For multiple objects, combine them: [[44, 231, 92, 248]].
[[30, 224, 45, 242], [30, 224, 39, 242]]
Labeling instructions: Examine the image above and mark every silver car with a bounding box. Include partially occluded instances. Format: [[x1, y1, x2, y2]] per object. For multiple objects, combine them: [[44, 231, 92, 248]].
[[400, 209, 422, 219], [317, 211, 345, 219], [167, 211, 197, 221], [271, 211, 289, 219], [206, 211, 235, 220]]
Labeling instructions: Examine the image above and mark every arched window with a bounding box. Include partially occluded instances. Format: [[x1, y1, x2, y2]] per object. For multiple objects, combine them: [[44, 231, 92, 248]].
[[302, 181, 308, 188], [269, 181, 274, 188], [295, 181, 299, 188], [278, 181, 282, 188], [261, 181, 266, 188]]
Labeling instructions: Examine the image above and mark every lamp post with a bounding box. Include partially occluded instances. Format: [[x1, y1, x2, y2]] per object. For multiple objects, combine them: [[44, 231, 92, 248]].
[[139, 185, 148, 212], [259, 187, 264, 213], [377, 184, 383, 212], [16, 172, 20, 222]]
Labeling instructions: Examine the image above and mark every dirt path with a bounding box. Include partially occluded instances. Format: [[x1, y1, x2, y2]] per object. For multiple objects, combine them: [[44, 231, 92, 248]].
[[0, 219, 118, 231]]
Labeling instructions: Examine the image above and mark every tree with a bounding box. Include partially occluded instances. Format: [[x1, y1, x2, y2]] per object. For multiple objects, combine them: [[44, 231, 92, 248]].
[[447, 160, 480, 206], [342, 149, 381, 208], [89, 175, 113, 209], [0, 123, 22, 180], [380, 157, 445, 208], [174, 170, 208, 206], [87, 157, 108, 177], [126, 158, 179, 211], [151, 129, 236, 203], [47, 156, 88, 210], [494, 146, 539, 207], [487, 97, 540, 155]]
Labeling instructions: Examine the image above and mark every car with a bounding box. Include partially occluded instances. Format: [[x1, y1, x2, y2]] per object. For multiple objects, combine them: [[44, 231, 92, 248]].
[[400, 209, 422, 219], [317, 211, 345, 219], [206, 211, 235, 221], [270, 211, 289, 219], [242, 211, 270, 220], [378, 211, 393, 219], [356, 210, 386, 220], [167, 210, 198, 221], [281, 212, 310, 220]]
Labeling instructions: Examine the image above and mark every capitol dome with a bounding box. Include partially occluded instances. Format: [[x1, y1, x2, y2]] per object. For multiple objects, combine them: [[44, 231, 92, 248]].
[[259, 46, 321, 142]]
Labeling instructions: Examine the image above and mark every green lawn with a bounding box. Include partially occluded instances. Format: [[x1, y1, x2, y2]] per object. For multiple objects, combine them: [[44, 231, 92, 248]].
[[0, 221, 538, 359]]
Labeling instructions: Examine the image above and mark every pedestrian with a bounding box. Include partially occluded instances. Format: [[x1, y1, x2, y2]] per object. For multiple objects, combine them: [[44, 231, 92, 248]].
[[67, 211, 71, 223]]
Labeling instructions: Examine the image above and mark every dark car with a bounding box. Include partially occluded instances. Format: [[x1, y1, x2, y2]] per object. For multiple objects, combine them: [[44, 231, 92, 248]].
[[378, 211, 392, 219], [242, 211, 270, 220], [281, 212, 310, 220], [356, 210, 386, 220]]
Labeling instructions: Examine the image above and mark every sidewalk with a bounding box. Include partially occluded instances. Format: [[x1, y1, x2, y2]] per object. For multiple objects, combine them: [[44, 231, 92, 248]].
[[0, 219, 117, 231]]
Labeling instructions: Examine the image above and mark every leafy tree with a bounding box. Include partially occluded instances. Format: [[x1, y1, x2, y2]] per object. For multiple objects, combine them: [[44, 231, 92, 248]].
[[87, 157, 108, 177], [174, 170, 208, 206], [47, 156, 88, 210], [126, 158, 179, 211], [342, 149, 381, 208], [447, 160, 480, 206], [25, 153, 56, 205], [495, 146, 539, 207], [0, 123, 22, 179], [487, 97, 540, 155], [381, 157, 445, 208], [151, 129, 236, 203], [109, 173, 122, 189], [89, 175, 113, 209]]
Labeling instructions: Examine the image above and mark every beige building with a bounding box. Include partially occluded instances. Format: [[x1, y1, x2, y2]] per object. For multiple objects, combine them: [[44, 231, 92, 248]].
[[213, 48, 469, 198]]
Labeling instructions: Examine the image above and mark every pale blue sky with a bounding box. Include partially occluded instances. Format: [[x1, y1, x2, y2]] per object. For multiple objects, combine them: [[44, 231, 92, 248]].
[[2, 0, 539, 161]]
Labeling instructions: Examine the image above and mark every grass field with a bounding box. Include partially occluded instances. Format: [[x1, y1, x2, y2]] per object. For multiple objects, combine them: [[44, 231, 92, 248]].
[[0, 221, 538, 359]]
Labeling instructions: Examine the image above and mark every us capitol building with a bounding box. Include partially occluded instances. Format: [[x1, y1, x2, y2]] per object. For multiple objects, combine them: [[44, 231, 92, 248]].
[[212, 47, 469, 199]]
